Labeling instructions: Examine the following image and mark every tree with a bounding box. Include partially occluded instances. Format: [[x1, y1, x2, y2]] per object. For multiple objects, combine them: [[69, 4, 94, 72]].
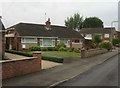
[[93, 35, 102, 48], [65, 13, 83, 31], [83, 17, 104, 28]]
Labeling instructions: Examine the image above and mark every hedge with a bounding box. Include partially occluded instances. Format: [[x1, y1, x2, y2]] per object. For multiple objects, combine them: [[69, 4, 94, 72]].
[[5, 50, 33, 57], [42, 56, 63, 63], [5, 50, 63, 63]]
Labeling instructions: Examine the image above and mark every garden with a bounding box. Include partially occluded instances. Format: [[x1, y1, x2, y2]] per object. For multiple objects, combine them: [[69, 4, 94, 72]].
[[5, 43, 81, 63]]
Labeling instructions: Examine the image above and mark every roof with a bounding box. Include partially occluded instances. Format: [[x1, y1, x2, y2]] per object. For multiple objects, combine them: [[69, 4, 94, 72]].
[[0, 19, 5, 30], [7, 23, 84, 39], [79, 28, 116, 34]]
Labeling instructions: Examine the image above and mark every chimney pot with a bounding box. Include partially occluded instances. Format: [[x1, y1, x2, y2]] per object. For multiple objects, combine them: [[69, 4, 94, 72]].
[[45, 18, 51, 30]]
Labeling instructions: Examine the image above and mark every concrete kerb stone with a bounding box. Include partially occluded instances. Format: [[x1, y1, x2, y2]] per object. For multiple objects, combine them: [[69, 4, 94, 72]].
[[49, 51, 119, 87]]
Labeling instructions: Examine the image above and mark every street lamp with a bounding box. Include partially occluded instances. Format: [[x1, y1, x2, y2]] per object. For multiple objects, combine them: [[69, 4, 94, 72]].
[[111, 21, 119, 28]]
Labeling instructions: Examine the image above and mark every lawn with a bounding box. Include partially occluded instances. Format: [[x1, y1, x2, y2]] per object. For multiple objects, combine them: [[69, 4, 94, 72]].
[[41, 51, 81, 58]]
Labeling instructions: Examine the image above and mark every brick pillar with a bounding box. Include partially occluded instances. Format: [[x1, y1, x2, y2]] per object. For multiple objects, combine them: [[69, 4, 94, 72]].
[[81, 49, 85, 58], [33, 51, 42, 69]]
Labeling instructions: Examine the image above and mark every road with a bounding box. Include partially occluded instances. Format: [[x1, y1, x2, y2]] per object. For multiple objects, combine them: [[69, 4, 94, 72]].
[[56, 54, 119, 86]]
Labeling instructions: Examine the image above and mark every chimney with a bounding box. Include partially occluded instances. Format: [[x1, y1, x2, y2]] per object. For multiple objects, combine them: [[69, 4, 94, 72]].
[[45, 18, 51, 30]]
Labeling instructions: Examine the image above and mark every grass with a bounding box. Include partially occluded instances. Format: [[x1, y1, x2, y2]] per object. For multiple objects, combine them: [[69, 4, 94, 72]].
[[41, 51, 81, 58]]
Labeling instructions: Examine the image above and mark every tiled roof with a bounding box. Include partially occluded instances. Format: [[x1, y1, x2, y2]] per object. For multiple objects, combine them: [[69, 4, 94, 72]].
[[7, 23, 84, 39], [79, 28, 116, 34]]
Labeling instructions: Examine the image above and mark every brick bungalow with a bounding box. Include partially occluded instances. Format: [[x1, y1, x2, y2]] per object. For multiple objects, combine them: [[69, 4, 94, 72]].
[[0, 16, 5, 59], [5, 19, 84, 51], [79, 27, 118, 49]]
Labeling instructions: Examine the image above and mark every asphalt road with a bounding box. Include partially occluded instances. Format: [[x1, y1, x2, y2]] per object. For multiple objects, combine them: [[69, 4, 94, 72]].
[[56, 54, 119, 86]]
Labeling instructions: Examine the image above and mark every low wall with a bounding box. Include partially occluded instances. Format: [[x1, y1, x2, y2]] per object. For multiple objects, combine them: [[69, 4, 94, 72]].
[[72, 43, 83, 49], [1, 53, 41, 79], [81, 49, 107, 58]]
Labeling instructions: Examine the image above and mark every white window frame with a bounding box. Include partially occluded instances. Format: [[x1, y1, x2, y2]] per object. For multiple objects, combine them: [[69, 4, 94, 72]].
[[104, 34, 109, 38], [21, 38, 37, 43], [40, 38, 55, 47]]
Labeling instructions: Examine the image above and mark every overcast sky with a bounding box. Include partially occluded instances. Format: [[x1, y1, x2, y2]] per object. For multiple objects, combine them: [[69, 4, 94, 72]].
[[0, 0, 119, 30]]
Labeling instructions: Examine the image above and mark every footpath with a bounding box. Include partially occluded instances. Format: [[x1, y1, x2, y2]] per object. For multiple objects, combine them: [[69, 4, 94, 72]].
[[2, 49, 119, 87]]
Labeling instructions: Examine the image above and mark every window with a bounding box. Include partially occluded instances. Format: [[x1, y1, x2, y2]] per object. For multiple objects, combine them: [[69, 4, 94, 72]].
[[41, 38, 54, 47], [22, 44, 26, 48], [72, 40, 80, 43], [85, 34, 92, 37], [21, 38, 37, 43], [104, 34, 109, 38]]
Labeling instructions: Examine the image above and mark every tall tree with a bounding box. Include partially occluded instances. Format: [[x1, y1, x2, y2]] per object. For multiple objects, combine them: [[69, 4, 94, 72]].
[[65, 13, 83, 31], [83, 17, 104, 28]]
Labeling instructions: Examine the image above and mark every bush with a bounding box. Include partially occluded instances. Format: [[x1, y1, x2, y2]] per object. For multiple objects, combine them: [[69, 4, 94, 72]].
[[54, 46, 59, 51], [74, 48, 80, 53], [67, 48, 74, 52], [41, 47, 48, 51], [58, 47, 67, 51], [57, 43, 66, 48], [47, 47, 55, 51], [99, 42, 112, 51], [92, 35, 103, 47], [42, 56, 63, 63], [112, 38, 120, 47], [5, 50, 33, 57], [29, 46, 41, 51]]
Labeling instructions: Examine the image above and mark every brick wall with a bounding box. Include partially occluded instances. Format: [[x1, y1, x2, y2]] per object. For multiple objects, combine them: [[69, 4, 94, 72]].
[[1, 56, 41, 79], [81, 49, 107, 58]]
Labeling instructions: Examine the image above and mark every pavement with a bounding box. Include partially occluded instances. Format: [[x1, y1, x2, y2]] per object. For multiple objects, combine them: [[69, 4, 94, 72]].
[[57, 53, 119, 86], [3, 49, 119, 87], [5, 53, 62, 70]]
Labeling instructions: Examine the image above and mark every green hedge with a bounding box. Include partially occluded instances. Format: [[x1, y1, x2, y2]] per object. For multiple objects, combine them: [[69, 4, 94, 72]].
[[5, 50, 33, 57], [42, 56, 63, 63], [5, 50, 63, 63], [29, 46, 41, 51]]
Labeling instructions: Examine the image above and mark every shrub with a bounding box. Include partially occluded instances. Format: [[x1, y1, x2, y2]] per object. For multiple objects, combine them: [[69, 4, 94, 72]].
[[29, 46, 41, 51], [74, 48, 80, 53], [58, 47, 67, 51], [47, 47, 55, 51], [99, 42, 112, 51], [67, 48, 74, 52], [57, 43, 66, 48], [42, 56, 63, 63], [41, 47, 48, 51], [54, 46, 59, 51], [92, 35, 103, 47], [112, 38, 120, 47]]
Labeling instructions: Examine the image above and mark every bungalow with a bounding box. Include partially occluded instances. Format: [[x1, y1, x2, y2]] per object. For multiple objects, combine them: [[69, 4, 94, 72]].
[[5, 19, 84, 50], [79, 27, 117, 49]]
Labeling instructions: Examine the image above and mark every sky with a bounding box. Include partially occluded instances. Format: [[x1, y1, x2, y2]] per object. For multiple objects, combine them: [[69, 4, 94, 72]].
[[0, 0, 119, 30]]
